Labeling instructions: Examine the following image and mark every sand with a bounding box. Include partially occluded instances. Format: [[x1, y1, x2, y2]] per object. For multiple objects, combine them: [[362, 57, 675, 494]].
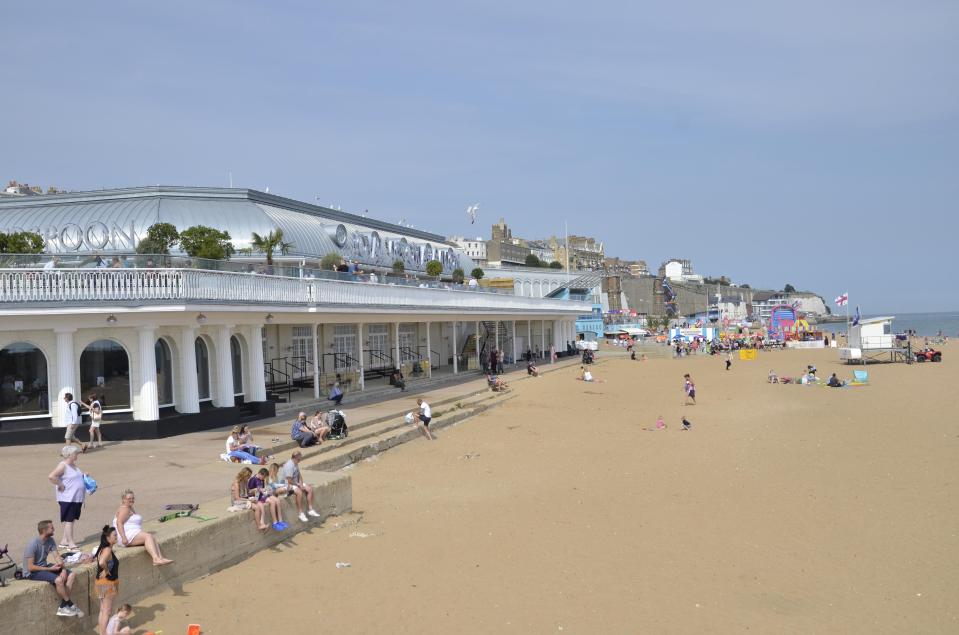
[[141, 346, 959, 634]]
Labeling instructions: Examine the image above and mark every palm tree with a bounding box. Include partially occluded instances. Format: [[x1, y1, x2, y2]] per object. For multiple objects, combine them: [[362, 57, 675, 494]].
[[250, 229, 293, 266]]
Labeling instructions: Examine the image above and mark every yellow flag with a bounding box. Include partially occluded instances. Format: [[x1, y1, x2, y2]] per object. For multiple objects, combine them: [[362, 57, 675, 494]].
[[739, 349, 757, 361]]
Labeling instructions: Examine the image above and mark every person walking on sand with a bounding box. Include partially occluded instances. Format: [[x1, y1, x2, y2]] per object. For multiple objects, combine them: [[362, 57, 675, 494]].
[[725, 352, 732, 371], [62, 393, 87, 453], [684, 373, 696, 405], [48, 446, 86, 550]]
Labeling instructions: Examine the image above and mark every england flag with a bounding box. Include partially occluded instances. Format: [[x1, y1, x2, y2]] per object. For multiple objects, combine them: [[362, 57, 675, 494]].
[[835, 293, 848, 307]]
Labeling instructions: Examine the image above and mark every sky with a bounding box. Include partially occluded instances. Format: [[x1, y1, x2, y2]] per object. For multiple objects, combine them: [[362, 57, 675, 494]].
[[3, 1, 957, 312]]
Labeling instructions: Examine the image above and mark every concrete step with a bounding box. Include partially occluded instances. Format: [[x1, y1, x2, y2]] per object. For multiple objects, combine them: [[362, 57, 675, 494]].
[[301, 393, 516, 474], [272, 369, 487, 418]]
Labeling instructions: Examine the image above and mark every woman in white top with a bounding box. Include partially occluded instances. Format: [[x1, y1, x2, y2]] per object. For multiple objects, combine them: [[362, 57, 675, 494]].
[[47, 446, 86, 549], [112, 490, 172, 566]]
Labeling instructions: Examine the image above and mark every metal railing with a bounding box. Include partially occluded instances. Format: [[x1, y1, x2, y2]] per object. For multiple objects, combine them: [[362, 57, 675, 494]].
[[0, 268, 591, 314]]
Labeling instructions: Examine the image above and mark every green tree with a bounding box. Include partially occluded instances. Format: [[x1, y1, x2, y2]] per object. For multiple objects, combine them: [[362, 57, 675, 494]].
[[524, 254, 541, 267], [179, 225, 235, 261], [471, 267, 484, 280], [451, 267, 465, 284], [740, 284, 750, 289], [783, 283, 796, 293], [250, 228, 293, 265], [0, 231, 45, 254], [320, 252, 342, 270], [425, 259, 443, 277], [392, 260, 405, 274], [549, 260, 563, 269], [136, 222, 180, 255]]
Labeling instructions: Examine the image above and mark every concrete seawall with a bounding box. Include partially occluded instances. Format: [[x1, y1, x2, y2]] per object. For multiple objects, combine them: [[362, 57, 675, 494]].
[[0, 472, 351, 635]]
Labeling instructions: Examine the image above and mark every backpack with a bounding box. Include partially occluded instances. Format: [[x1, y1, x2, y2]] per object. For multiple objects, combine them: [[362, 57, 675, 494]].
[[328, 410, 348, 439]]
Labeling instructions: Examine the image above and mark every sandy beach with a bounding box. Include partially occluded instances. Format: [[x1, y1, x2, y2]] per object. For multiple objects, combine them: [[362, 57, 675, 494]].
[[139, 347, 958, 634]]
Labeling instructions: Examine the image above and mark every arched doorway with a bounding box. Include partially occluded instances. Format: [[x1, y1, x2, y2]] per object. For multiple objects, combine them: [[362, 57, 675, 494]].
[[230, 335, 244, 396], [0, 342, 49, 418], [195, 337, 211, 401], [155, 338, 174, 407], [80, 339, 130, 410]]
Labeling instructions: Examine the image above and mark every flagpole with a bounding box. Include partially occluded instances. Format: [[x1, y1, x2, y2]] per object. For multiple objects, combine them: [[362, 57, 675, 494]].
[[564, 220, 570, 283], [845, 292, 849, 343]]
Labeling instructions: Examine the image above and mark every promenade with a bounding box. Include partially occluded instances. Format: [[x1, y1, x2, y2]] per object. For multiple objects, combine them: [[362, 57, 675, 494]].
[[0, 356, 583, 557]]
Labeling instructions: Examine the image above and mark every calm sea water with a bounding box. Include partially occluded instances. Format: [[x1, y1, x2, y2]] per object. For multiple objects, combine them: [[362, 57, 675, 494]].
[[818, 311, 959, 337]]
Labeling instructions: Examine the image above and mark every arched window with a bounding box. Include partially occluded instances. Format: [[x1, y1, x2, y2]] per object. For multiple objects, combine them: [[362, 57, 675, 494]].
[[230, 335, 243, 395], [0, 342, 49, 418], [80, 340, 130, 410], [155, 339, 174, 407], [195, 338, 211, 401]]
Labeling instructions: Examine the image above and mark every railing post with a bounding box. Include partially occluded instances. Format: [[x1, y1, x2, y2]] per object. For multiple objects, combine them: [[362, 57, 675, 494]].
[[452, 320, 458, 374]]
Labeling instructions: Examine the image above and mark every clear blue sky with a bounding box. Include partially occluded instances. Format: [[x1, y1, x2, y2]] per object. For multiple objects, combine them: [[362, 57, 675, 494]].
[[3, 1, 957, 312]]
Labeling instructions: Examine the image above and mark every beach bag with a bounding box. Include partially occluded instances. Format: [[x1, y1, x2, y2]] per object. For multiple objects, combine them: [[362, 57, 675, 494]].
[[83, 474, 97, 494], [328, 410, 348, 439]]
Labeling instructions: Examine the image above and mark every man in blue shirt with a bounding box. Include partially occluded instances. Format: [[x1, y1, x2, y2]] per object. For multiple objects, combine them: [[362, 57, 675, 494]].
[[290, 412, 320, 447]]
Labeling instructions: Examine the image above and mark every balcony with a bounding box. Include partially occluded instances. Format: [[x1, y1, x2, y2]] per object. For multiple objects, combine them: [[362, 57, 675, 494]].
[[0, 268, 590, 315]]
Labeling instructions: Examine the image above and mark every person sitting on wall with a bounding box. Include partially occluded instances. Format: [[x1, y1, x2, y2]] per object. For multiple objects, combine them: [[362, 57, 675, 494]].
[[23, 519, 83, 618], [278, 451, 322, 522], [389, 368, 407, 392]]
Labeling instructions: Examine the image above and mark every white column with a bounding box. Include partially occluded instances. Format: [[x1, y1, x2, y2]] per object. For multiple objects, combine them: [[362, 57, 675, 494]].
[[475, 321, 480, 370], [511, 320, 518, 365], [393, 322, 401, 370], [178, 326, 200, 413], [312, 324, 321, 399], [540, 320, 546, 361], [54, 328, 76, 427], [357, 322, 365, 390], [452, 320, 458, 374], [213, 325, 235, 407], [246, 325, 266, 402], [426, 321, 432, 378], [494, 320, 500, 359], [136, 325, 160, 421], [527, 321, 532, 359]]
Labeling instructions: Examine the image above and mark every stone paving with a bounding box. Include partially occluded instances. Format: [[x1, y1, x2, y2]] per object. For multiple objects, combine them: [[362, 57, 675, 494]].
[[1, 356, 585, 558]]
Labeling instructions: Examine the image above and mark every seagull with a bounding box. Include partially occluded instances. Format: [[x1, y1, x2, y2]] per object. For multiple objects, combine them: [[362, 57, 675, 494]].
[[467, 204, 479, 224]]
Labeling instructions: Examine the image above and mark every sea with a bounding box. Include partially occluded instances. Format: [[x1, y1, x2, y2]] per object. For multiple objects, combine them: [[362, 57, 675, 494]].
[[817, 311, 959, 337]]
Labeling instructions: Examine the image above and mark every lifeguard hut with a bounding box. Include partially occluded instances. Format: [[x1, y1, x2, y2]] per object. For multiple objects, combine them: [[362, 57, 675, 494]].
[[839, 316, 912, 364]]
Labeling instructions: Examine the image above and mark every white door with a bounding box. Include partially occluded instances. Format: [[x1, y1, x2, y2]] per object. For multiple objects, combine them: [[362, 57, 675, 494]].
[[333, 325, 356, 370], [291, 326, 314, 379]]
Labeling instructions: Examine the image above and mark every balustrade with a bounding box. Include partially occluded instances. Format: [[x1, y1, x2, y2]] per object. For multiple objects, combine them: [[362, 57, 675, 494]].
[[0, 268, 589, 314]]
